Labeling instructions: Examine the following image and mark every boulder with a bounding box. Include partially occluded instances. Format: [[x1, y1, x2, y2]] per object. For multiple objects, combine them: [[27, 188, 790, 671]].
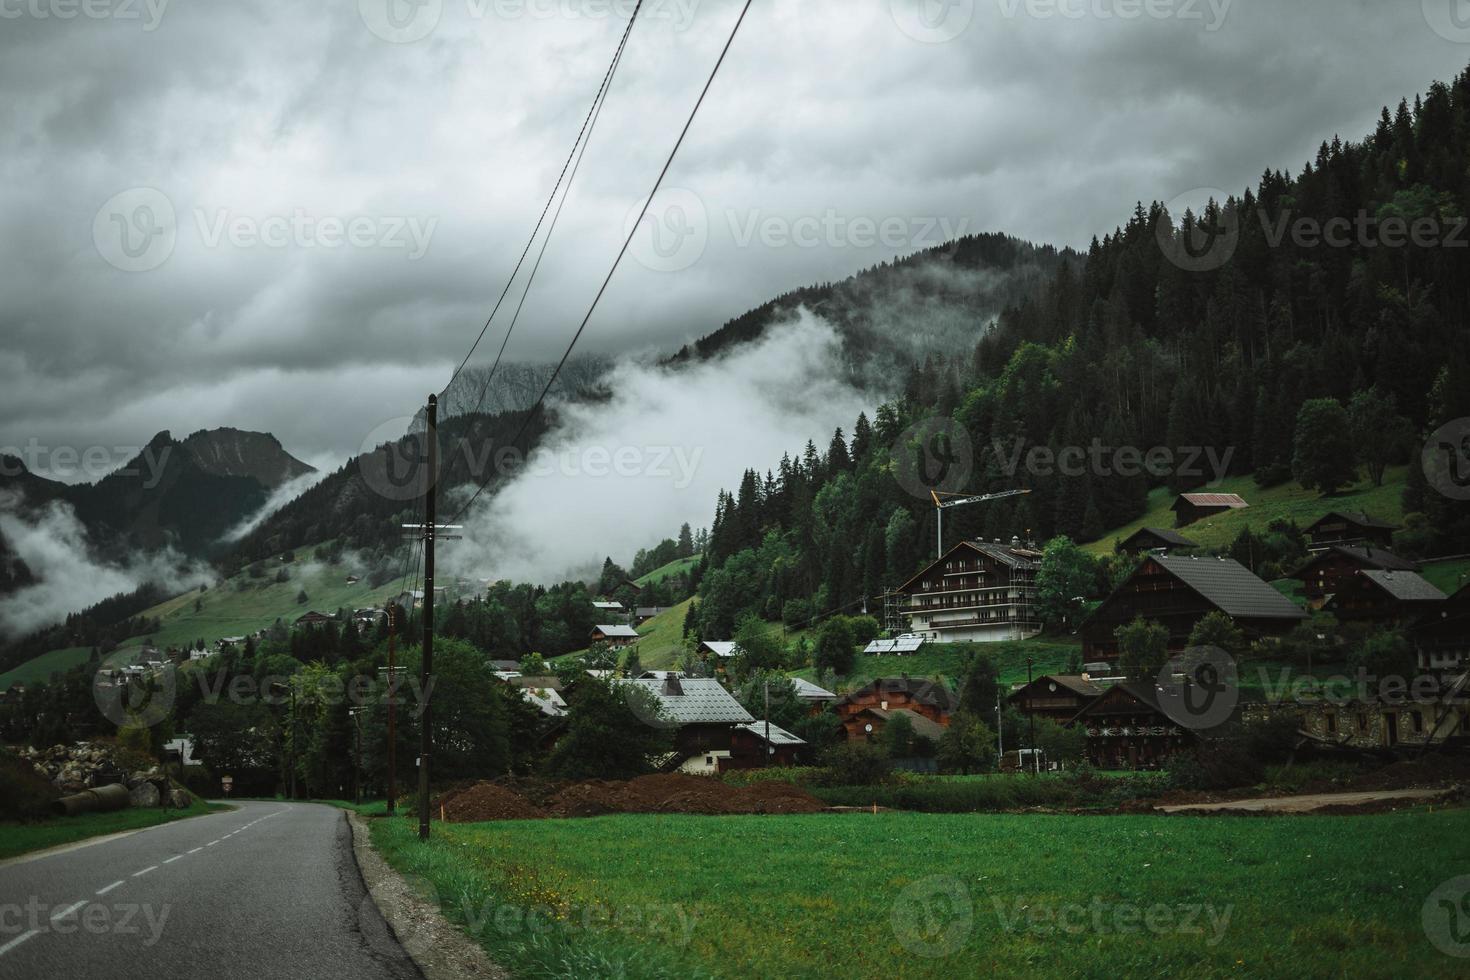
[[129, 781, 160, 808], [169, 789, 192, 809]]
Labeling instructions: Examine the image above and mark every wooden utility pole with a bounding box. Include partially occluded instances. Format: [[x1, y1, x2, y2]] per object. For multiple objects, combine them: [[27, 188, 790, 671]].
[[418, 394, 438, 842], [379, 606, 404, 815]]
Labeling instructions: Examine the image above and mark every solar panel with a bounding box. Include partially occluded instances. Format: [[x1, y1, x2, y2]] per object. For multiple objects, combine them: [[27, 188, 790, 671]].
[[893, 637, 925, 654], [864, 639, 897, 654]]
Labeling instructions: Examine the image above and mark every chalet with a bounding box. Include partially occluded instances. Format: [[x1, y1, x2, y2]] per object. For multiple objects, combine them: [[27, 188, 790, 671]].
[[488, 660, 522, 673], [593, 600, 627, 615], [1292, 546, 1419, 605], [894, 539, 1042, 643], [634, 606, 672, 624], [1245, 695, 1470, 751], [1415, 584, 1470, 673], [293, 611, 333, 629], [724, 721, 808, 769], [834, 678, 958, 741], [700, 641, 741, 660], [1171, 492, 1248, 528], [1325, 570, 1447, 625], [1118, 527, 1196, 553], [1071, 681, 1195, 769], [790, 677, 838, 709], [1305, 511, 1401, 550], [1080, 555, 1306, 661], [622, 675, 754, 772], [509, 677, 568, 718], [591, 624, 640, 648], [844, 707, 947, 746], [1008, 674, 1106, 723]]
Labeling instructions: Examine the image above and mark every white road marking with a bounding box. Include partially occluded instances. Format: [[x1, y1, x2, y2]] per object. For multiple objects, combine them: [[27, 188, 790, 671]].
[[96, 881, 124, 896], [163, 855, 184, 864], [49, 901, 86, 922], [0, 930, 39, 956], [206, 841, 219, 847], [132, 865, 157, 877], [187, 848, 203, 855]]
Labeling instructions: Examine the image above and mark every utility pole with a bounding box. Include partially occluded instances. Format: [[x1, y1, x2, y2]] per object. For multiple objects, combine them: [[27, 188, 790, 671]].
[[995, 691, 1003, 763], [418, 394, 438, 843], [764, 680, 771, 769], [349, 707, 364, 806], [377, 606, 405, 815], [1026, 656, 1038, 776]]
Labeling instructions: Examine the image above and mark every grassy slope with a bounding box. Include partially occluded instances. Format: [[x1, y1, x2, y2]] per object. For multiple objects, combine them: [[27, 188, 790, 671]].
[[1421, 557, 1470, 595], [0, 646, 93, 689], [370, 807, 1470, 979], [635, 556, 698, 587], [0, 797, 223, 861], [628, 598, 696, 670], [1084, 466, 1410, 556]]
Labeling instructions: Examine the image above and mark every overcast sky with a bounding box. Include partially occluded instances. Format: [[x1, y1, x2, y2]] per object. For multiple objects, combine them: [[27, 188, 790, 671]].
[[2, 0, 1468, 479]]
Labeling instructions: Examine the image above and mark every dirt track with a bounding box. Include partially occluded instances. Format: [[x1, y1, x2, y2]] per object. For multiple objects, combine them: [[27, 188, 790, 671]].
[[1156, 788, 1453, 814]]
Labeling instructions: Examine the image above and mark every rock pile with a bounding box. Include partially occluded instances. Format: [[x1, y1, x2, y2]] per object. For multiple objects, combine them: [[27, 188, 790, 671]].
[[17, 742, 191, 808]]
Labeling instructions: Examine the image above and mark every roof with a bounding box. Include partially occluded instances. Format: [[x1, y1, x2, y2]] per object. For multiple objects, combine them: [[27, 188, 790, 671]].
[[489, 660, 522, 672], [593, 601, 625, 610], [635, 606, 671, 617], [1307, 511, 1401, 532], [1317, 546, 1418, 572], [509, 676, 565, 691], [1149, 555, 1307, 621], [520, 687, 567, 717], [736, 721, 806, 746], [1011, 674, 1105, 701], [1121, 527, 1196, 548], [835, 677, 960, 713], [593, 624, 640, 638], [857, 707, 947, 741], [700, 641, 741, 659], [1173, 492, 1248, 510], [624, 677, 754, 725], [1360, 570, 1448, 602], [790, 678, 837, 701], [894, 539, 1040, 593]]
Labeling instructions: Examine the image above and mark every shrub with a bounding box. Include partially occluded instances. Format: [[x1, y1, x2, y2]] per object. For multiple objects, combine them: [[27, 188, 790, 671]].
[[818, 742, 891, 786]]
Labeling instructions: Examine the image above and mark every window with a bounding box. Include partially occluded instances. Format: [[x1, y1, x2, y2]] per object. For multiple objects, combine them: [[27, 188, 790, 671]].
[[1357, 713, 1369, 733], [1325, 713, 1337, 734], [1412, 711, 1424, 734]]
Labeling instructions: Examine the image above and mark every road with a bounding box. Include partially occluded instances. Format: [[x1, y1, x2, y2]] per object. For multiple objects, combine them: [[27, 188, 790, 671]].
[[0, 801, 421, 979]]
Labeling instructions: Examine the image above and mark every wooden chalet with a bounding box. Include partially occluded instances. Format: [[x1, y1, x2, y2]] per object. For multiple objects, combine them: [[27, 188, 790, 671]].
[[1008, 674, 1105, 722], [293, 610, 333, 629], [1325, 570, 1447, 625], [590, 624, 640, 648], [623, 676, 754, 770], [1292, 546, 1419, 605], [1080, 554, 1306, 661], [833, 678, 958, 741], [1415, 583, 1470, 673], [1118, 527, 1196, 554], [724, 721, 808, 769], [1070, 681, 1195, 769], [1171, 492, 1248, 528], [894, 539, 1042, 644], [1305, 511, 1400, 550]]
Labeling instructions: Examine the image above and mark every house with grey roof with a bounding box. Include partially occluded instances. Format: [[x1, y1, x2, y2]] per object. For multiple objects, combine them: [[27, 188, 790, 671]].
[[1327, 569, 1448, 625], [622, 676, 754, 772]]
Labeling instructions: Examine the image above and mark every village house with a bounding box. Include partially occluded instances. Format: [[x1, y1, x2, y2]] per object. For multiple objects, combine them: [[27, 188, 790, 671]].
[[634, 606, 672, 625], [1304, 511, 1401, 550], [1080, 554, 1307, 661], [590, 624, 640, 648], [1245, 694, 1470, 751], [723, 721, 808, 770], [1415, 583, 1470, 673], [1070, 681, 1196, 769], [1007, 674, 1106, 723], [789, 677, 837, 711], [593, 600, 627, 615], [1292, 545, 1419, 606], [699, 641, 741, 660], [833, 677, 958, 742], [508, 676, 568, 718], [1171, 492, 1248, 528], [622, 675, 755, 773], [1118, 527, 1197, 554], [293, 611, 333, 629], [1325, 570, 1447, 625], [894, 539, 1043, 643]]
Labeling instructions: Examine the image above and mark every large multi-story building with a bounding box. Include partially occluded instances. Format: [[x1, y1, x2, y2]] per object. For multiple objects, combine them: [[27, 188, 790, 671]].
[[894, 539, 1043, 643]]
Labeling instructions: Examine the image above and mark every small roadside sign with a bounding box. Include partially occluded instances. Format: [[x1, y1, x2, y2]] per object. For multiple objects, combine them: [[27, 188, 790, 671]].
[[221, 775, 234, 796]]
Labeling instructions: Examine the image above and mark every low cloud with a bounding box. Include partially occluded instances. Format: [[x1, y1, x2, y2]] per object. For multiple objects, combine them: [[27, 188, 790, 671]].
[[220, 458, 340, 544], [446, 311, 873, 585]]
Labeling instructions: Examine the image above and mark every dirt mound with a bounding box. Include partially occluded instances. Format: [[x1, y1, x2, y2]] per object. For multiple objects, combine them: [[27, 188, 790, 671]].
[[437, 782, 546, 822], [431, 774, 827, 822]]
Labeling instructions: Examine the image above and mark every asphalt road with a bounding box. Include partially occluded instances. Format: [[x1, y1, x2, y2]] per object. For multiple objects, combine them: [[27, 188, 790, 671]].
[[0, 801, 421, 980]]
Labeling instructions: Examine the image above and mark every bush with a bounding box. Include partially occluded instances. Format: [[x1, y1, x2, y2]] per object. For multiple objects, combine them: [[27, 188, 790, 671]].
[[818, 742, 891, 787], [0, 749, 59, 821]]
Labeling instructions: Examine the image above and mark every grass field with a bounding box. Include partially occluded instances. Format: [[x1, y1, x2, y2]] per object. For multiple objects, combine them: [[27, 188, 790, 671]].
[[635, 556, 699, 588], [368, 806, 1470, 978], [625, 598, 695, 670], [0, 797, 224, 862], [1084, 467, 1410, 556], [1421, 557, 1470, 596], [0, 646, 93, 690]]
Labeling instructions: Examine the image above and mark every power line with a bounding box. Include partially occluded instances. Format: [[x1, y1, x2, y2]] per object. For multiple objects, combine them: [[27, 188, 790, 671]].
[[441, 0, 646, 397], [446, 0, 755, 527]]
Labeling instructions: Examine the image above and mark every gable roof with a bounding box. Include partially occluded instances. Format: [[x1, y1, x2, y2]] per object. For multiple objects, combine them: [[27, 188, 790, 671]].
[[593, 624, 640, 639], [790, 677, 837, 701], [736, 721, 806, 745], [624, 677, 754, 725], [855, 707, 947, 741], [835, 677, 960, 713], [1359, 570, 1448, 603], [1121, 527, 1196, 549], [700, 641, 741, 659], [1297, 546, 1419, 576], [895, 539, 1040, 594], [1172, 493, 1248, 510], [1307, 511, 1401, 533], [1010, 674, 1105, 701], [1135, 555, 1306, 621]]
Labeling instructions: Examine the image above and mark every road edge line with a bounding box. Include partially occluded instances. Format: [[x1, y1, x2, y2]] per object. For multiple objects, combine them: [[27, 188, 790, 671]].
[[0, 803, 238, 870], [345, 810, 507, 980]]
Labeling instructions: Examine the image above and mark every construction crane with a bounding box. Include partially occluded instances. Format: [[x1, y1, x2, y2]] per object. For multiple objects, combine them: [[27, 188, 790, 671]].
[[930, 489, 1031, 559]]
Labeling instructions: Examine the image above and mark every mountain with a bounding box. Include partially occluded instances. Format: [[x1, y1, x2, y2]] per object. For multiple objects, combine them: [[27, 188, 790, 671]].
[[437, 356, 611, 422], [180, 428, 315, 489]]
